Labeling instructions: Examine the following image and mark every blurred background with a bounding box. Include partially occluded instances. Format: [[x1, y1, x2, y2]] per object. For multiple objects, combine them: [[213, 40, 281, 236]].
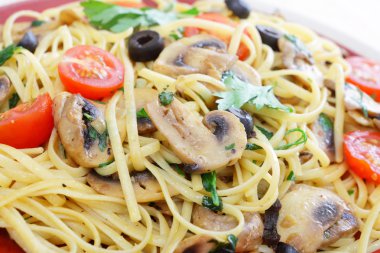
[[1, 0, 380, 60]]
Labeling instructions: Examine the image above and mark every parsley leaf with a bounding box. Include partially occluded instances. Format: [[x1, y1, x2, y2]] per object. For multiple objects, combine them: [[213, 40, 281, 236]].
[[99, 160, 114, 168], [256, 125, 273, 140], [87, 125, 109, 152], [275, 128, 307, 150], [8, 93, 20, 109], [245, 143, 262, 151], [216, 71, 292, 112], [159, 91, 174, 106], [201, 171, 220, 208], [136, 108, 149, 119], [225, 143, 235, 151], [31, 20, 45, 27], [81, 0, 177, 33], [0, 44, 19, 66], [171, 164, 185, 177], [287, 171, 296, 181], [348, 189, 355, 196], [210, 234, 238, 253], [202, 196, 223, 212]]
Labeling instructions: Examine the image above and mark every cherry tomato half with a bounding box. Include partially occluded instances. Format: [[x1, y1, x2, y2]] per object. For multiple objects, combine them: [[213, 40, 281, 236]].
[[0, 93, 54, 149], [112, 0, 158, 8], [346, 56, 380, 102], [58, 45, 124, 100], [0, 229, 24, 253], [344, 131, 380, 183], [183, 13, 250, 60]]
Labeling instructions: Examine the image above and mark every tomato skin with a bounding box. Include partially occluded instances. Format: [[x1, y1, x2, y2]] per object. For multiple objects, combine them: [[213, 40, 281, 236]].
[[183, 13, 250, 60], [0, 94, 54, 149], [346, 57, 380, 102], [344, 131, 380, 183], [58, 45, 124, 100], [0, 229, 24, 253], [113, 0, 158, 8]]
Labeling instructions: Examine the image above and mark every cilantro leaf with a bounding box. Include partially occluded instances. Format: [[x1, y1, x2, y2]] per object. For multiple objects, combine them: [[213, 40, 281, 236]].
[[210, 234, 238, 253], [201, 171, 220, 207], [216, 71, 292, 112], [348, 189, 355, 196], [256, 125, 273, 140], [0, 44, 19, 66], [245, 143, 262, 151], [81, 0, 177, 33], [136, 108, 149, 119]]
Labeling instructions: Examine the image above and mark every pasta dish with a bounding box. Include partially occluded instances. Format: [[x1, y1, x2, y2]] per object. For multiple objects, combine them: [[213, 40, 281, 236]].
[[0, 0, 380, 252]]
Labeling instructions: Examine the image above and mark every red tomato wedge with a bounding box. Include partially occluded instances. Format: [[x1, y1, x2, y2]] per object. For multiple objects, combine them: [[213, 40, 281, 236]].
[[344, 131, 380, 183], [0, 94, 54, 149], [58, 45, 124, 100], [346, 57, 380, 102], [112, 0, 158, 8], [183, 13, 250, 60], [0, 229, 24, 253]]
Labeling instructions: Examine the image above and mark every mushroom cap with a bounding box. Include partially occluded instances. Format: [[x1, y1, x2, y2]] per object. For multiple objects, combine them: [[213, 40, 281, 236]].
[[174, 234, 216, 253], [192, 205, 263, 252], [134, 88, 158, 135], [86, 170, 178, 202], [0, 75, 12, 106], [145, 98, 247, 173], [53, 93, 112, 168], [277, 184, 358, 253]]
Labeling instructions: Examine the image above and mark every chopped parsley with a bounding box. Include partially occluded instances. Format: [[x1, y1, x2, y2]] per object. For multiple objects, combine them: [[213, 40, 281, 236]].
[[0, 44, 19, 66], [159, 91, 174, 106], [245, 143, 262, 151], [216, 71, 292, 112], [136, 108, 149, 119], [169, 27, 184, 41], [202, 196, 223, 212], [256, 125, 273, 140], [225, 143, 235, 151], [8, 93, 20, 109], [99, 160, 114, 168], [275, 128, 307, 150], [210, 234, 238, 253], [348, 189, 355, 196], [31, 20, 45, 27], [201, 171, 222, 210], [287, 171, 296, 181]]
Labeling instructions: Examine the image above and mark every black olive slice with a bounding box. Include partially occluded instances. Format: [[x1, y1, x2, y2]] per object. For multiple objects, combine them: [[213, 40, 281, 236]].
[[17, 31, 38, 53], [256, 25, 283, 52], [225, 0, 251, 19], [128, 30, 164, 62]]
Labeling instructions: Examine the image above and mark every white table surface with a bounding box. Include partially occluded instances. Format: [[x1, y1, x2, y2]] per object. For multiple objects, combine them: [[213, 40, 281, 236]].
[[1, 0, 380, 60]]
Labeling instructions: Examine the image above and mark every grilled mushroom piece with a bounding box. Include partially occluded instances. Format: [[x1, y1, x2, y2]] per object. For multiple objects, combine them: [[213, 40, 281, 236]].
[[145, 98, 247, 173], [0, 76, 12, 106], [192, 205, 263, 252], [174, 235, 216, 253], [312, 113, 335, 162], [278, 34, 323, 86], [53, 93, 126, 168], [345, 83, 380, 130], [277, 184, 359, 253], [154, 35, 237, 80], [87, 170, 178, 202]]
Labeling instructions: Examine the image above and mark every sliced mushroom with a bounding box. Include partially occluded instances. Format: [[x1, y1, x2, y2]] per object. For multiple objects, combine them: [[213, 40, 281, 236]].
[[86, 170, 178, 202], [145, 98, 247, 173], [192, 205, 263, 252], [134, 88, 158, 135], [53, 93, 112, 168], [345, 83, 380, 129], [154, 35, 237, 80], [0, 75, 12, 106], [230, 60, 262, 86], [174, 235, 216, 253], [311, 114, 335, 162], [278, 35, 323, 86], [277, 184, 359, 253]]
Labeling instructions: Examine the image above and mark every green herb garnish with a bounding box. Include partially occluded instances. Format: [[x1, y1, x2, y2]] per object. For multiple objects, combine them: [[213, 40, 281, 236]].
[[87, 125, 109, 152], [8, 93, 20, 109], [348, 189, 355, 196], [31, 20, 45, 27], [136, 108, 149, 119], [0, 44, 19, 66], [210, 234, 238, 253], [99, 160, 114, 168], [276, 128, 307, 150], [83, 112, 94, 121], [225, 143, 235, 151], [202, 171, 220, 208], [172, 164, 185, 177], [256, 125, 274, 140], [245, 143, 262, 151], [159, 91, 174, 106], [216, 71, 291, 112], [287, 171, 296, 181], [202, 196, 223, 212], [178, 7, 199, 17]]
